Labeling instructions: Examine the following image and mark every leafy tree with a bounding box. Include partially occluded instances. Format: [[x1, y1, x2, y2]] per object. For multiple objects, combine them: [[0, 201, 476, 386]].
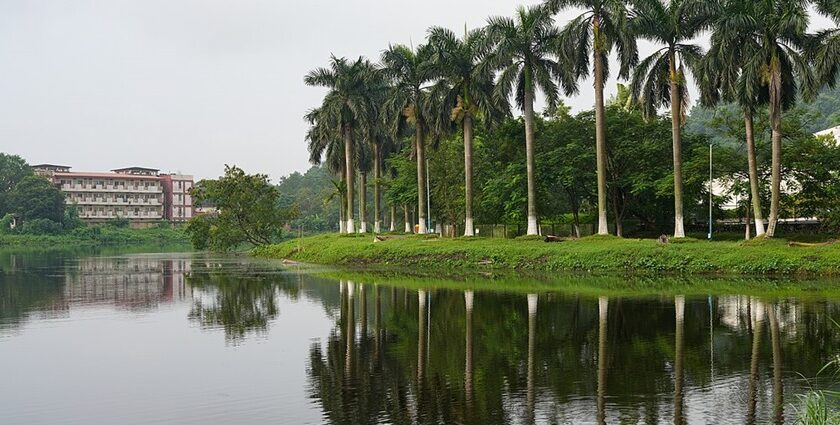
[[629, 0, 709, 238], [0, 153, 33, 216], [7, 175, 65, 224], [550, 0, 638, 235], [186, 165, 298, 250], [485, 4, 577, 235]]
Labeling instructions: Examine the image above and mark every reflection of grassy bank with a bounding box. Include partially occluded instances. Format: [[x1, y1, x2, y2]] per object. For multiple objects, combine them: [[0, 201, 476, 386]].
[[254, 233, 840, 276], [0, 225, 190, 249], [308, 269, 840, 298]]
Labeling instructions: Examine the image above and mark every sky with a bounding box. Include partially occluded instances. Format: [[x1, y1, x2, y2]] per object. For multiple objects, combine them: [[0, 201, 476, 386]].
[[0, 1, 834, 181]]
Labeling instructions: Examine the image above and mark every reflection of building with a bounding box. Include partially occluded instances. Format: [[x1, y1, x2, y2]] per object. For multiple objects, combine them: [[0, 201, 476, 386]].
[[33, 164, 193, 224], [64, 257, 193, 309]]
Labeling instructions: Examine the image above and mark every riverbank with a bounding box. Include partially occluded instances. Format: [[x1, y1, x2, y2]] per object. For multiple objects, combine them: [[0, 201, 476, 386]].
[[0, 225, 190, 250], [253, 233, 840, 276]]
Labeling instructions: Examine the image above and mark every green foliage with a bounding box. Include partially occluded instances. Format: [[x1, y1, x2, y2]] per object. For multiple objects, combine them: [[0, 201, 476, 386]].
[[62, 205, 84, 231], [7, 175, 65, 224], [186, 165, 299, 251], [19, 218, 63, 235], [106, 216, 130, 228]]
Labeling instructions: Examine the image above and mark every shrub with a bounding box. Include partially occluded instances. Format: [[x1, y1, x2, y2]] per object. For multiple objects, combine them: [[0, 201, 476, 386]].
[[20, 218, 64, 235]]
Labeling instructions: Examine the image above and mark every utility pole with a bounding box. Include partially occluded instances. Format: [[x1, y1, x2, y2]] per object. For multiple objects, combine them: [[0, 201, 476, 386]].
[[708, 143, 713, 240]]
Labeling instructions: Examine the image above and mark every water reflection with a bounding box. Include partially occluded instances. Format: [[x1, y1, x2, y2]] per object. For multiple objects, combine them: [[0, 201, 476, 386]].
[[2, 252, 839, 424]]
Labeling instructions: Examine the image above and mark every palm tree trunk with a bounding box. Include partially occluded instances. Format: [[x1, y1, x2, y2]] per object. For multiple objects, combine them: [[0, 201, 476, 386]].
[[373, 143, 381, 234], [359, 172, 367, 233], [463, 113, 475, 237], [344, 126, 356, 233], [403, 204, 411, 233], [745, 110, 766, 236], [767, 61, 782, 238], [389, 204, 396, 232], [669, 50, 685, 238], [416, 125, 428, 234], [594, 17, 610, 236], [339, 166, 347, 234], [523, 85, 539, 236]]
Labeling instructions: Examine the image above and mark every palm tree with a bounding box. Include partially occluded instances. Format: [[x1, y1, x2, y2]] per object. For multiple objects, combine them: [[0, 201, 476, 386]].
[[549, 0, 638, 235], [699, 33, 769, 236], [811, 0, 840, 89], [709, 0, 812, 237], [381, 44, 436, 234], [305, 56, 380, 234], [427, 26, 508, 237], [629, 0, 709, 238], [305, 106, 348, 233], [485, 5, 577, 236]]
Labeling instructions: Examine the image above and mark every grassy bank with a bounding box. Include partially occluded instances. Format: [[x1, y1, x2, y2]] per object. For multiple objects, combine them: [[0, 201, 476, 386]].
[[253, 233, 840, 276], [0, 225, 190, 249]]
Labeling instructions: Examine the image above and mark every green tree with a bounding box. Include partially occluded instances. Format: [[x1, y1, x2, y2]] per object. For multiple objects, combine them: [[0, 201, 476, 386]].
[[8, 175, 65, 224], [305, 56, 380, 234], [550, 0, 638, 235], [426, 26, 508, 236], [381, 44, 436, 234], [186, 165, 298, 250], [485, 4, 577, 235], [0, 153, 33, 216], [629, 0, 709, 238]]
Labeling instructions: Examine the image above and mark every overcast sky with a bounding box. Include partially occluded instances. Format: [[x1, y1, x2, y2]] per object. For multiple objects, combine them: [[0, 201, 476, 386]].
[[0, 1, 833, 181]]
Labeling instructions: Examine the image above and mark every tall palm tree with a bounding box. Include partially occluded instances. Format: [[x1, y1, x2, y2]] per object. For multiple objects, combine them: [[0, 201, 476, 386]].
[[305, 106, 348, 233], [305, 56, 380, 234], [485, 5, 577, 236], [549, 0, 638, 235], [629, 0, 709, 238], [709, 0, 812, 237], [427, 26, 508, 237], [381, 44, 436, 234], [699, 32, 770, 237]]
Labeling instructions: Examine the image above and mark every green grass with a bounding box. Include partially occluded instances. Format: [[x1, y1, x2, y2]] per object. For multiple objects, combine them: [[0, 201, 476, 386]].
[[252, 233, 840, 276], [0, 225, 190, 249]]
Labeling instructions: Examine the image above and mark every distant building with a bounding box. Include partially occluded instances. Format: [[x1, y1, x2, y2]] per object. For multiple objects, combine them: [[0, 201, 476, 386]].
[[815, 125, 840, 144], [33, 164, 194, 224]]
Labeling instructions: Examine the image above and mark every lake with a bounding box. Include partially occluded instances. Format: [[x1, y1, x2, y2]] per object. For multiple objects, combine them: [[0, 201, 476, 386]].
[[1, 250, 838, 424]]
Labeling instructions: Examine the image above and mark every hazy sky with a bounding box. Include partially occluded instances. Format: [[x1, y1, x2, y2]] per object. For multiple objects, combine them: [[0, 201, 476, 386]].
[[0, 1, 833, 181]]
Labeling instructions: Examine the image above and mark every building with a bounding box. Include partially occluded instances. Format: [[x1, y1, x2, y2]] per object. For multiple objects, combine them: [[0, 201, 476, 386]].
[[33, 164, 194, 224], [815, 125, 840, 144]]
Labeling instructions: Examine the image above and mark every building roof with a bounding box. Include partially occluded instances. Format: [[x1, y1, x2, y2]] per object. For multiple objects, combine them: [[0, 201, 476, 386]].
[[111, 166, 160, 173], [54, 171, 162, 180], [32, 164, 71, 169]]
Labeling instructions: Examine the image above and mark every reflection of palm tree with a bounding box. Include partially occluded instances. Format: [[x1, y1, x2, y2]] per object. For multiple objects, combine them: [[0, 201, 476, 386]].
[[527, 293, 538, 425], [746, 299, 764, 425], [375, 285, 382, 354], [768, 304, 783, 424], [465, 290, 474, 415], [345, 282, 355, 379], [417, 290, 427, 385], [597, 296, 608, 425], [359, 283, 367, 338], [674, 296, 685, 425]]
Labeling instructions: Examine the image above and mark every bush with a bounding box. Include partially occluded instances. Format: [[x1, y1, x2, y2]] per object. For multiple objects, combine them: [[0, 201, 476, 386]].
[[107, 217, 130, 228], [20, 218, 64, 235]]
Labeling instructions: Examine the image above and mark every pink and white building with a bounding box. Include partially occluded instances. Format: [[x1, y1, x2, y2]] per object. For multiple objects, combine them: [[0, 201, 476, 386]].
[[33, 164, 194, 224]]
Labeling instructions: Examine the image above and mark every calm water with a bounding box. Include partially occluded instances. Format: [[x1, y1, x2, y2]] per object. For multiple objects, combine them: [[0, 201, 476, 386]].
[[1, 251, 839, 424]]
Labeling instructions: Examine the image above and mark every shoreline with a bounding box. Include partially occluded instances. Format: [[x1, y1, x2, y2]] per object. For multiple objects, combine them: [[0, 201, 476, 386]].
[[252, 233, 840, 277]]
